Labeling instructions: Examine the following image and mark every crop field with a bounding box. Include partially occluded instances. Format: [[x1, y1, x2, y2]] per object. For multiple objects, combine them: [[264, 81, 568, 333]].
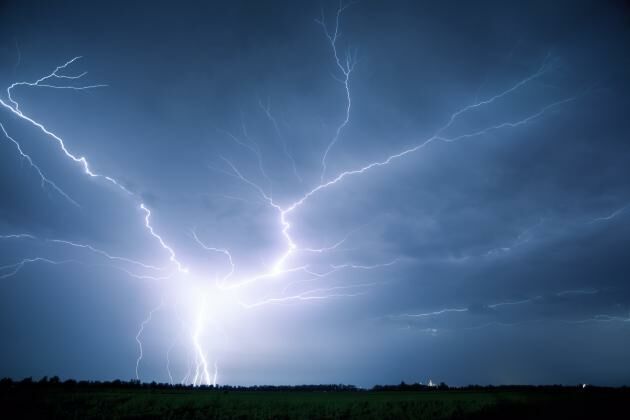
[[1, 382, 628, 419]]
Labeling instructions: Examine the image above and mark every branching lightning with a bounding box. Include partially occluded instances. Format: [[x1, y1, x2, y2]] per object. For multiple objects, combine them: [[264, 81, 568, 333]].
[[590, 204, 629, 223], [259, 99, 302, 183], [0, 257, 77, 279], [1, 2, 599, 387], [239, 283, 377, 309], [191, 229, 234, 284], [0, 57, 121, 190], [0, 232, 166, 275], [0, 122, 78, 206], [390, 288, 624, 334], [140, 204, 187, 274], [135, 299, 164, 381], [0, 56, 184, 276], [316, 0, 357, 182]]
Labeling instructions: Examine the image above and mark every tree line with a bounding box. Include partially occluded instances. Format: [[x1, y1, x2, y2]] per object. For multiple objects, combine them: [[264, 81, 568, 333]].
[[1, 377, 623, 392]]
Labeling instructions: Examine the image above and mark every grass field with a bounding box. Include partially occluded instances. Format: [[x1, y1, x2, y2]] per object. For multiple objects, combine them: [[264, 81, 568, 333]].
[[1, 383, 628, 419]]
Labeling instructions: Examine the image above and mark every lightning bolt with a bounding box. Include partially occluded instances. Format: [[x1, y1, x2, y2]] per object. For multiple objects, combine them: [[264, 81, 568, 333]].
[[397, 307, 469, 319], [2, 56, 193, 384], [135, 299, 164, 381], [214, 68, 574, 294], [316, 0, 357, 182], [6, 56, 107, 113], [0, 257, 77, 279], [393, 288, 600, 319], [1, 233, 167, 274], [1, 57, 187, 276], [0, 122, 78, 206], [140, 204, 187, 273], [0, 233, 36, 240], [0, 57, 118, 188], [47, 239, 165, 271], [191, 293, 212, 386], [219, 127, 273, 194], [258, 98, 302, 183], [1, 2, 587, 387], [186, 9, 576, 382], [590, 204, 629, 223], [191, 230, 234, 284], [0, 256, 170, 282], [239, 282, 377, 309]]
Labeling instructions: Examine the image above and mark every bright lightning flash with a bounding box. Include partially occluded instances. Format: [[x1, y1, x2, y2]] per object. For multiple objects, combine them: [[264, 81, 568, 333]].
[[0, 2, 588, 386]]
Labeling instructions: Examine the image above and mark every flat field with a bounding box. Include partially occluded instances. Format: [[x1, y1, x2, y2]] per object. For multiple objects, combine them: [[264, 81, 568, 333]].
[[1, 384, 627, 419]]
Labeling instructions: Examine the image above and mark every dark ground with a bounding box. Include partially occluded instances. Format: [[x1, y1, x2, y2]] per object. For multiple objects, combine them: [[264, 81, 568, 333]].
[[1, 379, 628, 419]]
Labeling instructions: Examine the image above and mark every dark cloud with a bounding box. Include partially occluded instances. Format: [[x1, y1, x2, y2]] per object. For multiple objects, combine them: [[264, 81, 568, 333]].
[[0, 0, 629, 387]]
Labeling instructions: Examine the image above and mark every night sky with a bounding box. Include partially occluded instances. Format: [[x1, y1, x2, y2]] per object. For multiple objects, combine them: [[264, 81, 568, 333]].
[[1, 0, 629, 387]]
